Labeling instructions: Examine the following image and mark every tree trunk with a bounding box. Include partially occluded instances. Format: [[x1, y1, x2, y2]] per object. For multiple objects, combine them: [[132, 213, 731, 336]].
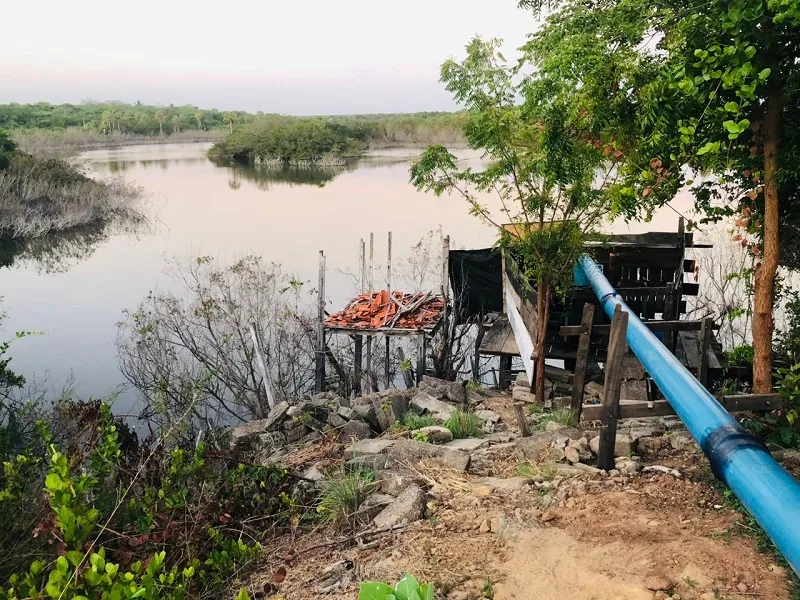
[[752, 84, 782, 393], [159, 121, 163, 136], [535, 280, 551, 405]]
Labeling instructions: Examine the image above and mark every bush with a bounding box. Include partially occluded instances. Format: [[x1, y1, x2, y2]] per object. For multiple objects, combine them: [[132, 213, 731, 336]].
[[742, 362, 800, 449], [0, 401, 300, 599], [444, 409, 483, 439]]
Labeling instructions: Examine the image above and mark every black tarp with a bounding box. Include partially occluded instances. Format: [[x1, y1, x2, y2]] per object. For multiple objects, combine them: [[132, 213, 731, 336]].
[[449, 248, 503, 322]]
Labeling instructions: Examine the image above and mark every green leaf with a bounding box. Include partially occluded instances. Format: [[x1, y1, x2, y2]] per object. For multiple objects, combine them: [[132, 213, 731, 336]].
[[45, 473, 62, 491], [359, 582, 396, 600], [696, 141, 718, 156], [759, 68, 771, 80], [418, 583, 435, 600], [394, 574, 420, 600], [66, 551, 84, 567], [236, 590, 251, 600], [724, 101, 740, 112]]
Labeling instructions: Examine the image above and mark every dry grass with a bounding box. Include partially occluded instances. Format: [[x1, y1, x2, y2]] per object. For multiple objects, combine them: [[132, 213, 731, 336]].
[[0, 155, 144, 238]]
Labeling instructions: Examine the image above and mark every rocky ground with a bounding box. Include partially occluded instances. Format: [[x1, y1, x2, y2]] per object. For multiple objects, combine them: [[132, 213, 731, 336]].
[[231, 376, 797, 600]]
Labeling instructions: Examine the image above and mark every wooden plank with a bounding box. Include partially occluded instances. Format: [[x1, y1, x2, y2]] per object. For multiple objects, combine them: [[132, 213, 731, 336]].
[[480, 316, 512, 354], [621, 355, 647, 380], [499, 355, 513, 389], [416, 333, 426, 384], [560, 319, 709, 337], [719, 393, 783, 412], [597, 307, 628, 470], [581, 393, 783, 420], [353, 335, 363, 395], [683, 259, 696, 273], [545, 364, 574, 383], [570, 302, 594, 420], [328, 325, 439, 337], [698, 317, 712, 386], [620, 380, 649, 402]]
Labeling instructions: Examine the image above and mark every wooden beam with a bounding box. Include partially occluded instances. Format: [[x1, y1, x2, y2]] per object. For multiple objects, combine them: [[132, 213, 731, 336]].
[[416, 333, 426, 384], [581, 393, 783, 420], [559, 319, 711, 337], [698, 317, 712, 386], [515, 402, 532, 437], [353, 335, 363, 396], [385, 232, 392, 389], [570, 303, 595, 421], [597, 307, 628, 470]]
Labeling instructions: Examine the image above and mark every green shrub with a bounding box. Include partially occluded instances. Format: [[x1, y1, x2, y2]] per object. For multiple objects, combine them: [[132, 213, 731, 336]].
[[359, 573, 434, 600], [402, 412, 438, 430], [445, 409, 483, 439], [743, 362, 800, 448], [317, 468, 375, 526], [0, 401, 298, 599]]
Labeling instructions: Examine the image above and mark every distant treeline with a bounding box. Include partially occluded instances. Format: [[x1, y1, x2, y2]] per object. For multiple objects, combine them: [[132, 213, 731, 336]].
[[0, 101, 253, 136], [209, 112, 468, 165]]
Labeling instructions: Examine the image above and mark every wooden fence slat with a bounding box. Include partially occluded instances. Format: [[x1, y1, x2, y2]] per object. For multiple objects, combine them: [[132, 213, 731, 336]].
[[570, 303, 595, 420]]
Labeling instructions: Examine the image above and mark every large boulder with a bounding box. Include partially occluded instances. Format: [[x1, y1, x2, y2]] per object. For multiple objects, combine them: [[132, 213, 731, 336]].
[[371, 484, 426, 528], [378, 470, 427, 497], [359, 493, 395, 522], [515, 428, 582, 463], [422, 375, 467, 404], [263, 401, 290, 431], [410, 392, 456, 422], [230, 419, 270, 451], [386, 439, 470, 472], [344, 438, 395, 460], [352, 403, 381, 432], [374, 393, 409, 431]]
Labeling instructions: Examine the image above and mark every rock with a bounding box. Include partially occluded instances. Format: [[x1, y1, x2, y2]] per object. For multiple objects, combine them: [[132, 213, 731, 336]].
[[653, 592, 669, 600], [540, 494, 554, 509], [472, 485, 493, 497], [478, 518, 492, 533], [515, 428, 583, 462], [615, 433, 637, 456], [262, 401, 290, 431], [422, 375, 467, 404], [485, 431, 515, 443], [386, 439, 470, 472], [475, 409, 501, 424], [340, 419, 372, 442], [344, 438, 395, 459], [284, 423, 308, 443], [327, 412, 348, 429], [378, 470, 426, 497], [466, 390, 484, 406], [643, 465, 682, 478], [615, 456, 642, 476], [670, 432, 695, 451], [570, 462, 603, 476], [301, 464, 326, 482], [564, 445, 580, 464], [512, 388, 538, 404], [515, 371, 530, 387], [353, 403, 381, 432], [411, 425, 454, 444], [644, 575, 672, 591], [584, 381, 604, 398], [736, 582, 748, 593], [346, 455, 387, 472], [480, 477, 529, 492], [540, 508, 558, 522], [410, 392, 456, 421], [337, 405, 355, 420], [230, 419, 271, 451], [372, 484, 426, 528], [638, 435, 670, 456], [444, 438, 490, 452], [359, 493, 395, 521], [589, 436, 600, 455], [545, 421, 566, 432], [374, 394, 409, 431]]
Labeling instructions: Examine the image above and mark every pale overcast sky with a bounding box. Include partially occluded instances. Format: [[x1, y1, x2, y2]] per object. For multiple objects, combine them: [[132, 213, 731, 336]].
[[1, 1, 537, 114]]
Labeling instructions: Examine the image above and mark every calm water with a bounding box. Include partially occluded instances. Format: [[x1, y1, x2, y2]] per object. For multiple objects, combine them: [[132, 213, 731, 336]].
[[0, 142, 690, 413]]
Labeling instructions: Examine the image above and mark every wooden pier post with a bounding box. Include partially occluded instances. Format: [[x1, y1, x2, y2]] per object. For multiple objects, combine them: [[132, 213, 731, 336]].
[[597, 306, 628, 471], [315, 250, 327, 393], [416, 333, 426, 384], [385, 232, 392, 389], [570, 303, 595, 421], [514, 402, 532, 438], [698, 316, 712, 387]]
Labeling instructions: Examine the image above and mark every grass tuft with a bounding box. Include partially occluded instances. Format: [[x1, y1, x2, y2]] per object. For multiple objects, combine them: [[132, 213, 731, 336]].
[[517, 460, 558, 480], [445, 409, 483, 439], [532, 407, 577, 431], [317, 468, 375, 526], [402, 412, 438, 430]]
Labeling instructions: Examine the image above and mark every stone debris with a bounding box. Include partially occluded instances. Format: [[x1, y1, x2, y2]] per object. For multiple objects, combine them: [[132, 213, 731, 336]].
[[386, 439, 470, 472], [643, 465, 682, 478], [409, 392, 457, 422], [445, 438, 490, 452], [372, 484, 426, 528], [345, 438, 395, 459]]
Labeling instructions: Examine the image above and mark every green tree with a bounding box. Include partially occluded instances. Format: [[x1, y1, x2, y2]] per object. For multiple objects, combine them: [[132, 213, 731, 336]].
[[520, 0, 800, 392], [222, 112, 236, 133], [411, 38, 611, 403], [194, 110, 204, 130], [155, 110, 166, 136]]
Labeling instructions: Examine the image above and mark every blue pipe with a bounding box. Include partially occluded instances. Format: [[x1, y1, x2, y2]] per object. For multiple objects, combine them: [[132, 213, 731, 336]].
[[575, 254, 800, 574]]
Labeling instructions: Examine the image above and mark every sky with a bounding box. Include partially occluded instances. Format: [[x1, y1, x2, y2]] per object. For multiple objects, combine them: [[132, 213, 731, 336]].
[[1, 1, 538, 115]]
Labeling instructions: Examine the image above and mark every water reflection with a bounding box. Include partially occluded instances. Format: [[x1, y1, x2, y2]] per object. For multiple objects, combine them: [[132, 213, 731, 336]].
[[222, 161, 356, 190]]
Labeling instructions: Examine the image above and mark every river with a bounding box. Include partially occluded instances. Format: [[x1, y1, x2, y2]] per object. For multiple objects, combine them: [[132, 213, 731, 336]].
[[0, 142, 690, 415]]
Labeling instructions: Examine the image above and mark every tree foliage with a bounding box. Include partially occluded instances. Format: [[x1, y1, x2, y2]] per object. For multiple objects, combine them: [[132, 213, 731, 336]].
[[519, 0, 800, 391]]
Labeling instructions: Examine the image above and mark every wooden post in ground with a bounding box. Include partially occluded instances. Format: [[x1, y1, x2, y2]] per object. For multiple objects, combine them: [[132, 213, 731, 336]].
[[416, 333, 426, 384], [498, 355, 512, 389], [315, 250, 327, 393], [385, 232, 392, 389], [570, 303, 595, 421], [354, 239, 365, 396], [597, 306, 628, 471], [514, 402, 532, 438], [396, 347, 414, 389], [698, 316, 712, 387]]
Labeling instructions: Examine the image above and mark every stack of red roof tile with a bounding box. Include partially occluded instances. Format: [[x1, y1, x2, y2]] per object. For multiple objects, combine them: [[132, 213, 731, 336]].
[[325, 290, 444, 330]]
